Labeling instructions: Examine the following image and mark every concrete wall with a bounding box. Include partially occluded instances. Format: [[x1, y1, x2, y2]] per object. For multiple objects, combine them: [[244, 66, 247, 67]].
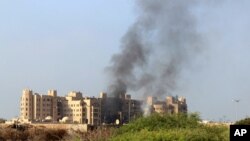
[[32, 123, 89, 132]]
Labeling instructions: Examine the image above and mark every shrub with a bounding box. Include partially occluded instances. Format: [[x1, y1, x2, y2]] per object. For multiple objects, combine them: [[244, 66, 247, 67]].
[[0, 127, 68, 141], [234, 117, 250, 125], [110, 113, 229, 141], [0, 118, 6, 123], [115, 113, 200, 134], [111, 127, 229, 141]]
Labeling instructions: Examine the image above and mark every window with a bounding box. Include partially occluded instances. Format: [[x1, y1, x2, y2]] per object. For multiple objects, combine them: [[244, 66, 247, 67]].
[[82, 108, 86, 112]]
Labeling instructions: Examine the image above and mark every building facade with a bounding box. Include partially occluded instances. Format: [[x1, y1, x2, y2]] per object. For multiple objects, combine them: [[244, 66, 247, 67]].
[[99, 92, 142, 124], [20, 89, 187, 125], [146, 95, 188, 114], [20, 89, 101, 125], [20, 89, 142, 125]]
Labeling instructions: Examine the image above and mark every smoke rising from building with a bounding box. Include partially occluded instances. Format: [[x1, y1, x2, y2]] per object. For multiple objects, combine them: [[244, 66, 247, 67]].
[[107, 0, 203, 97]]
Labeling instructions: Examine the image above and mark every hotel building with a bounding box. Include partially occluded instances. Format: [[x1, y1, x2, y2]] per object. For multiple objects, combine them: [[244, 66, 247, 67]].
[[20, 89, 187, 125]]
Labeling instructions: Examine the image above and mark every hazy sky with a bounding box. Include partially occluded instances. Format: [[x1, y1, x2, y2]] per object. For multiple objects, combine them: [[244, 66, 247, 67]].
[[1, 0, 250, 122]]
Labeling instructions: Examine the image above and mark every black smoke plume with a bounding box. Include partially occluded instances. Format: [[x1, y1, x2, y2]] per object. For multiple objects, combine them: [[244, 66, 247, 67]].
[[107, 0, 203, 97]]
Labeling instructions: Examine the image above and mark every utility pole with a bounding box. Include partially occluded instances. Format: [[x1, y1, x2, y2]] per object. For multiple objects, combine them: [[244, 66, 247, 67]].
[[232, 99, 240, 122], [128, 99, 130, 122]]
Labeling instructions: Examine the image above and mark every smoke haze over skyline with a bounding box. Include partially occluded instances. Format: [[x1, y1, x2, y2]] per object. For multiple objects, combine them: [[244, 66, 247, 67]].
[[107, 0, 204, 99], [1, 0, 250, 122]]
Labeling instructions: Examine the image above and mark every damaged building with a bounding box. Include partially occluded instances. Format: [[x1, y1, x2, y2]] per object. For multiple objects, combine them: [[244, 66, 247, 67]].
[[20, 89, 142, 125], [20, 89, 187, 125], [146, 96, 187, 114]]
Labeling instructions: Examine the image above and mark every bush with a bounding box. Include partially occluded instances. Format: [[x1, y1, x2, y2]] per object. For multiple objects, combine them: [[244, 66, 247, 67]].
[[115, 113, 200, 134], [0, 118, 6, 123], [111, 127, 229, 141], [0, 127, 67, 141], [110, 113, 229, 141], [234, 117, 250, 125]]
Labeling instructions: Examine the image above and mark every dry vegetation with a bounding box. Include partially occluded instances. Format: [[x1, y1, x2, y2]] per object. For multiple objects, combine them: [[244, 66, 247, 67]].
[[0, 127, 67, 141], [0, 124, 113, 141]]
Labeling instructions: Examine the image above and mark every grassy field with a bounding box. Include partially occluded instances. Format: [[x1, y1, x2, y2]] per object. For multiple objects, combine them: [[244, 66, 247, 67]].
[[0, 114, 229, 141]]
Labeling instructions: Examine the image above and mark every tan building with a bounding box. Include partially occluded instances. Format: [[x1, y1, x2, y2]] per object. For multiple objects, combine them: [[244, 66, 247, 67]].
[[146, 95, 187, 114], [84, 97, 101, 125], [20, 89, 61, 122], [99, 93, 142, 124], [20, 89, 33, 120], [20, 89, 187, 125], [153, 102, 167, 114], [20, 89, 100, 125]]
